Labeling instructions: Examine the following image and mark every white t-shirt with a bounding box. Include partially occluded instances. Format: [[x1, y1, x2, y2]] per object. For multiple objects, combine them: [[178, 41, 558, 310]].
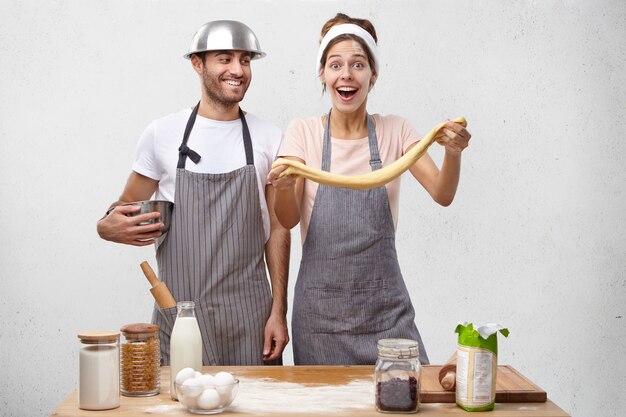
[[132, 108, 283, 242]]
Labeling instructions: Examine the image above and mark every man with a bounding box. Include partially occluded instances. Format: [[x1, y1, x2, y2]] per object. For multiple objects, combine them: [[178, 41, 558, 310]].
[[97, 20, 290, 365]]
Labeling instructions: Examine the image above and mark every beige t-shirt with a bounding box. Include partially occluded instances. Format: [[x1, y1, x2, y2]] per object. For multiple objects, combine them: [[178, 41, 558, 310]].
[[278, 114, 422, 243]]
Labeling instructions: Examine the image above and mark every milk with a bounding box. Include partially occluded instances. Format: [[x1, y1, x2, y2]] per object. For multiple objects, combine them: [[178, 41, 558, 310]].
[[170, 314, 202, 400]]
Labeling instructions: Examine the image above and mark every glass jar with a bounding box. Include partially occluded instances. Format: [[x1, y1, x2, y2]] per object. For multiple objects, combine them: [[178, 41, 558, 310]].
[[78, 331, 120, 410], [120, 323, 161, 397], [374, 338, 421, 414]]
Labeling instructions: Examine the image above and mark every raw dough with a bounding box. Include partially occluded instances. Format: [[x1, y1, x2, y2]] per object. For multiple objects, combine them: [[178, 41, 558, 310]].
[[273, 117, 467, 190]]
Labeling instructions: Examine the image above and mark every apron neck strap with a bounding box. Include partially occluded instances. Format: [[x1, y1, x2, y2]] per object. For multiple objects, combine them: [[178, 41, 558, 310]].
[[239, 108, 254, 166], [366, 115, 382, 169], [177, 102, 254, 169]]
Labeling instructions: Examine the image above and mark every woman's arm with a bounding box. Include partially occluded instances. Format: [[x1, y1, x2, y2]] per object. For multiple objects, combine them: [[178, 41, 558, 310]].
[[408, 120, 471, 206]]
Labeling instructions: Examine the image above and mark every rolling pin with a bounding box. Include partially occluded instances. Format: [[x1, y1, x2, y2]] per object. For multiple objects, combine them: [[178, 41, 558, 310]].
[[140, 261, 176, 308], [438, 352, 457, 391]]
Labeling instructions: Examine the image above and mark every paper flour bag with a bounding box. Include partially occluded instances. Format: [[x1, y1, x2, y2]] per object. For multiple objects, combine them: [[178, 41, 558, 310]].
[[455, 322, 509, 411]]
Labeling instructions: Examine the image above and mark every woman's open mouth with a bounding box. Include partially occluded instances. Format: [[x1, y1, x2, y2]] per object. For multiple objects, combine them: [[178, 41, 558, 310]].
[[337, 86, 358, 99]]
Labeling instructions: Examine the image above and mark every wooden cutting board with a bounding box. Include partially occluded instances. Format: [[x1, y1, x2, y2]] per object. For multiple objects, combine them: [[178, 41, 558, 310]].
[[421, 365, 547, 403]]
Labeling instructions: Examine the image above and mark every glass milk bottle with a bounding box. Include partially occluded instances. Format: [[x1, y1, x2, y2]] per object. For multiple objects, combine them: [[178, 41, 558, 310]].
[[170, 301, 203, 400], [77, 331, 120, 410]]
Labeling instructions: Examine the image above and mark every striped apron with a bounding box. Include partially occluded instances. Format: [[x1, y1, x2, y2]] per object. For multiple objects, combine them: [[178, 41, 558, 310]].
[[292, 111, 430, 365], [152, 103, 272, 366]]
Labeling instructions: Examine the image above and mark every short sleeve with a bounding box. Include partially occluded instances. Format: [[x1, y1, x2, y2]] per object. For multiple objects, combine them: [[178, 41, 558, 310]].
[[278, 118, 308, 161], [267, 125, 283, 165], [399, 117, 423, 155], [255, 121, 283, 186], [131, 121, 159, 180]]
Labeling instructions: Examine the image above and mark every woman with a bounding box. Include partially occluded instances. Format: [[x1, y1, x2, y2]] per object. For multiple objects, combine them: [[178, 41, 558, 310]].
[[268, 13, 471, 365]]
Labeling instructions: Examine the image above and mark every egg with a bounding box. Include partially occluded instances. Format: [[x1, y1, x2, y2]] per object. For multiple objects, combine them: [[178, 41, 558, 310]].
[[197, 373, 216, 388], [180, 391, 198, 409], [196, 388, 220, 410], [213, 371, 236, 397], [182, 378, 204, 398], [214, 371, 235, 386], [178, 394, 198, 409], [215, 383, 232, 398], [218, 387, 236, 407], [175, 367, 197, 385]]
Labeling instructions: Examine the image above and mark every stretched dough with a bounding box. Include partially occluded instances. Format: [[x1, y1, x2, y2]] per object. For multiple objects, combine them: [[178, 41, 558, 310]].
[[272, 116, 467, 190]]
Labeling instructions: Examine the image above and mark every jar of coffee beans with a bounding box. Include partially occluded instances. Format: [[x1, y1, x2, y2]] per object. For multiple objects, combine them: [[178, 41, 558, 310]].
[[374, 338, 420, 413]]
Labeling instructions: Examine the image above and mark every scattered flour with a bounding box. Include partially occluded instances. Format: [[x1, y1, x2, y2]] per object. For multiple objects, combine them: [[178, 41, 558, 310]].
[[142, 377, 374, 414], [143, 404, 185, 414], [229, 377, 374, 414]]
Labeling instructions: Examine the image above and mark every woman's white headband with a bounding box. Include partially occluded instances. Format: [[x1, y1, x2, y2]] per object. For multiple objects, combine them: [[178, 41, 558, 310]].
[[316, 23, 379, 76]]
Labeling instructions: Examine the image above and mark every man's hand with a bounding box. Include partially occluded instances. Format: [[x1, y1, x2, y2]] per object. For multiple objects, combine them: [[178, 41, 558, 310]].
[[262, 312, 289, 361], [97, 204, 163, 246]]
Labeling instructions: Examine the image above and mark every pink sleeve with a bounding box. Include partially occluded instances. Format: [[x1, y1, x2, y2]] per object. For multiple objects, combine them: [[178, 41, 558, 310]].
[[278, 118, 307, 160], [400, 117, 423, 155]]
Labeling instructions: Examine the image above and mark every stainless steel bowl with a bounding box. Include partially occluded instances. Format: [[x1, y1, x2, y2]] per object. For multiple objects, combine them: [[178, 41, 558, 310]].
[[125, 200, 174, 233], [184, 20, 265, 59]]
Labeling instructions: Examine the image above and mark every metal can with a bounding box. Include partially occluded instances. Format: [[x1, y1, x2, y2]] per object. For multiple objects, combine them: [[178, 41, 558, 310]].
[[78, 331, 120, 410], [374, 338, 421, 413], [120, 323, 161, 397]]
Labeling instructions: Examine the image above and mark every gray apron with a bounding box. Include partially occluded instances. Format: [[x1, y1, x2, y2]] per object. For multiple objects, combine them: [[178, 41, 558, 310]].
[[152, 103, 272, 366], [292, 111, 429, 365]]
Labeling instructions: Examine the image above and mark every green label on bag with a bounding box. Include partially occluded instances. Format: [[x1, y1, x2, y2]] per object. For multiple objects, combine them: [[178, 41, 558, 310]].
[[455, 323, 509, 355]]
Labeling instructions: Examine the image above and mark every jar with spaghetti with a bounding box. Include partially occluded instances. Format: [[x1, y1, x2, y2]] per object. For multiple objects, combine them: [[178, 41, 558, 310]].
[[120, 323, 160, 396]]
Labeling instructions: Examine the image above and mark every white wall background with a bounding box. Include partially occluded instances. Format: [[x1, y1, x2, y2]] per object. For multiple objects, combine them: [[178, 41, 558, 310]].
[[1, 1, 624, 416]]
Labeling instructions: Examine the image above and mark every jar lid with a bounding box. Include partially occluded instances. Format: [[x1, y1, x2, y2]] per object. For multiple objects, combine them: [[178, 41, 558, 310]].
[[120, 323, 160, 334], [78, 331, 119, 344], [377, 338, 419, 359]]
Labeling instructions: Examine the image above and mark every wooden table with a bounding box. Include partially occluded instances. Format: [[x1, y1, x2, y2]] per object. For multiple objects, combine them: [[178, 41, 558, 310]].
[[50, 365, 571, 416]]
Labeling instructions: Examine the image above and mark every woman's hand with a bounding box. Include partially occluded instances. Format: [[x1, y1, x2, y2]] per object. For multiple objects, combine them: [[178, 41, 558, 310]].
[[436, 119, 472, 155], [267, 164, 298, 191]]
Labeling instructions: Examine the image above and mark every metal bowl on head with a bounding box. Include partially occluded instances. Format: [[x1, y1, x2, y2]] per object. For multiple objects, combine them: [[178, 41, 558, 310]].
[[125, 200, 173, 233], [183, 20, 265, 59]]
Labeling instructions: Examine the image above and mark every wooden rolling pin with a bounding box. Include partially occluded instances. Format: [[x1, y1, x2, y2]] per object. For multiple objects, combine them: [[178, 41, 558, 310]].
[[438, 352, 457, 391], [140, 261, 176, 308]]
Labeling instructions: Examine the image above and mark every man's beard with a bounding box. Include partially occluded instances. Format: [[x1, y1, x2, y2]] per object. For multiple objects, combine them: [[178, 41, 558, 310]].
[[201, 68, 249, 108]]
